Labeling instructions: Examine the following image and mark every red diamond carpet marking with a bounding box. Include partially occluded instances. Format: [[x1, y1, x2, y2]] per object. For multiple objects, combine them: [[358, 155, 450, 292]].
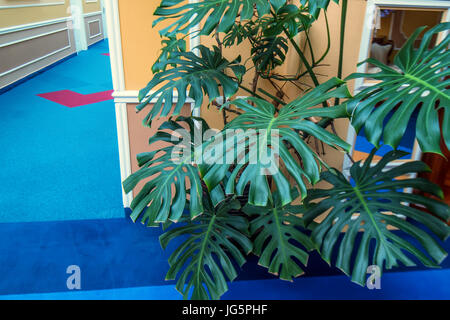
[[37, 90, 114, 108]]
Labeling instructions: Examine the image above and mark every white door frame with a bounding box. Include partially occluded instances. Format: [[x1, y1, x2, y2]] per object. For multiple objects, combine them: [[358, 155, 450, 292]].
[[104, 0, 133, 208]]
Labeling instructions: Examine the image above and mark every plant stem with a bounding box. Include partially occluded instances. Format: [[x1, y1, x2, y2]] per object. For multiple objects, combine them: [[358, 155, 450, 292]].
[[334, 0, 348, 106], [269, 8, 320, 87], [315, 10, 331, 66], [284, 27, 320, 87]]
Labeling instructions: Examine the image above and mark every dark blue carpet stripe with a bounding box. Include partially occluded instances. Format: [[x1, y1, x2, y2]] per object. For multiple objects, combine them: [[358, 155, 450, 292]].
[[1, 266, 449, 300], [0, 210, 448, 297]]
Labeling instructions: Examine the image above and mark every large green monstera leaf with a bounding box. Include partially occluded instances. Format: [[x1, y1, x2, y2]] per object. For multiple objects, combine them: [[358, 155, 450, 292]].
[[347, 23, 450, 155], [153, 0, 287, 37], [303, 149, 450, 286], [199, 78, 352, 207], [137, 45, 245, 125], [123, 117, 211, 225], [243, 189, 315, 281], [160, 196, 252, 300]]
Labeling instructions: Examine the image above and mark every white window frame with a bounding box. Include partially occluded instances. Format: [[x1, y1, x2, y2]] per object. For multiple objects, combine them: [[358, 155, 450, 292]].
[[343, 0, 450, 176]]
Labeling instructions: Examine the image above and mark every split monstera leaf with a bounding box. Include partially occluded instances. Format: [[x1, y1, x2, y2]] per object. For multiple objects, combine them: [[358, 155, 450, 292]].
[[347, 23, 450, 156]]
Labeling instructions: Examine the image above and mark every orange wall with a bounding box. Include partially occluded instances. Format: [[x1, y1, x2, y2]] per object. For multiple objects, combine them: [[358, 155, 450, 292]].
[[118, 0, 165, 90]]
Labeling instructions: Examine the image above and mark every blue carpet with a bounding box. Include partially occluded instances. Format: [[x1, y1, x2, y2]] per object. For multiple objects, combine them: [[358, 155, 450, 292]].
[[1, 268, 449, 300], [0, 212, 448, 298], [0, 40, 124, 222]]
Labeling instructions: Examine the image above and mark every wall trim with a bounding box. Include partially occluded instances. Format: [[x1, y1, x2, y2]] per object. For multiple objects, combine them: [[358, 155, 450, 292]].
[[87, 19, 102, 39], [0, 2, 66, 9], [0, 27, 69, 48], [0, 28, 72, 78], [112, 90, 195, 104], [0, 52, 77, 94], [105, 0, 132, 208], [84, 11, 102, 17], [189, 0, 201, 117], [87, 37, 104, 47], [0, 17, 71, 35]]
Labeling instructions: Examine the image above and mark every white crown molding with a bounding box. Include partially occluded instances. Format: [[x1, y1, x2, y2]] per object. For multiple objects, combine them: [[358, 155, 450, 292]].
[[0, 2, 66, 9], [84, 11, 102, 17], [0, 17, 71, 35], [87, 19, 102, 39], [112, 90, 195, 104]]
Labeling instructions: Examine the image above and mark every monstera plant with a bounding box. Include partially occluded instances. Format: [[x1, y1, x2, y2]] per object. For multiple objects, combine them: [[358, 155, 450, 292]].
[[123, 0, 450, 299]]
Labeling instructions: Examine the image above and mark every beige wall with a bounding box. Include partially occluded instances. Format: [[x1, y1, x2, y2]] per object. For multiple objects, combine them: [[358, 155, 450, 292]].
[[117, 0, 368, 180], [83, 0, 102, 14], [0, 1, 71, 28], [0, 29, 70, 74]]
